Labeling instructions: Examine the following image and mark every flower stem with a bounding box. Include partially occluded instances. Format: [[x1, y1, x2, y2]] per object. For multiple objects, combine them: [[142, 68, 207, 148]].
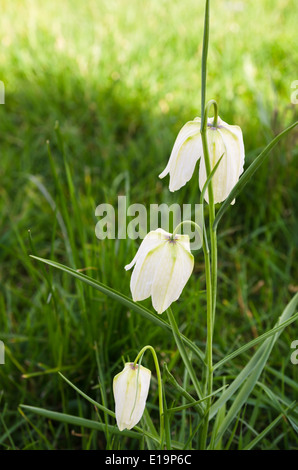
[[199, 0, 218, 449], [203, 99, 218, 129], [133, 345, 164, 447], [200, 0, 210, 120], [199, 180, 214, 449], [172, 219, 203, 246]]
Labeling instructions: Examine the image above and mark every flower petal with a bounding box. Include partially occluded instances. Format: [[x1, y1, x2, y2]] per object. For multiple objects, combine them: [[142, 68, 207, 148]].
[[129, 366, 151, 429], [113, 363, 151, 431], [175, 233, 192, 254], [159, 120, 202, 192], [129, 241, 165, 302], [151, 241, 194, 313], [125, 228, 170, 271], [199, 118, 245, 204], [218, 125, 245, 179], [199, 127, 227, 203]]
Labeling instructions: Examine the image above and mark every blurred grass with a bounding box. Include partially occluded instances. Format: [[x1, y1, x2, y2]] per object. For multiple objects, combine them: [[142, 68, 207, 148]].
[[0, 0, 297, 449]]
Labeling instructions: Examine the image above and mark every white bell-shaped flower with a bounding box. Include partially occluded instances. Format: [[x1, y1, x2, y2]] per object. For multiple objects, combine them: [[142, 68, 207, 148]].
[[113, 362, 151, 431], [159, 116, 245, 204], [125, 228, 194, 314]]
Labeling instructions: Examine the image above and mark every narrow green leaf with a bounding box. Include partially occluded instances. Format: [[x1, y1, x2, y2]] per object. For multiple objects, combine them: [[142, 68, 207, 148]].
[[209, 398, 226, 450], [166, 308, 204, 405], [19, 405, 141, 439], [29, 255, 205, 364], [162, 385, 172, 450], [266, 365, 298, 392], [255, 382, 298, 432], [59, 372, 162, 444], [224, 413, 242, 450], [58, 372, 115, 418], [0, 418, 23, 447], [243, 402, 296, 450], [163, 363, 203, 416], [210, 293, 298, 444], [214, 121, 298, 229], [168, 384, 228, 413], [18, 407, 54, 449], [142, 408, 160, 440], [19, 405, 184, 449], [213, 311, 298, 371], [200, 153, 224, 204]]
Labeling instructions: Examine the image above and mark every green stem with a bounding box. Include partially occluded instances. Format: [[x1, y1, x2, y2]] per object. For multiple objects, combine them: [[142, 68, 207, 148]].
[[133, 345, 164, 447], [199, 0, 218, 449], [202, 101, 218, 331], [199, 99, 218, 451], [172, 220, 202, 238], [211, 227, 217, 330], [199, 220, 213, 448], [203, 99, 219, 129], [172, 219, 204, 251], [200, 0, 210, 120], [201, 96, 219, 330]]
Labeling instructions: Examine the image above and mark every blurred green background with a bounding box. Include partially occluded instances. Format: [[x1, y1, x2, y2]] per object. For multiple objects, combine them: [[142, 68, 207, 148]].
[[0, 0, 297, 449]]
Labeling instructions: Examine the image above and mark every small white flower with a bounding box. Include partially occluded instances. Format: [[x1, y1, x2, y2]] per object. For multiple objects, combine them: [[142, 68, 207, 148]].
[[113, 362, 151, 431], [125, 228, 194, 314], [159, 116, 245, 204]]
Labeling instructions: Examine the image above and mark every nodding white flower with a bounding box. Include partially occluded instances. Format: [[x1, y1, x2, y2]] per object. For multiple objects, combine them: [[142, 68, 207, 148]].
[[125, 228, 194, 314], [113, 362, 151, 431], [159, 116, 245, 204]]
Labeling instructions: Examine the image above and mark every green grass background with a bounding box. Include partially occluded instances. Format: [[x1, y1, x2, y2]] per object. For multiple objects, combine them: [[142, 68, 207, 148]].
[[0, 0, 297, 449]]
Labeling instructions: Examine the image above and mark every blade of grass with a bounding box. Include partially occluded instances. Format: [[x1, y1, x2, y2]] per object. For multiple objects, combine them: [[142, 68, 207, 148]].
[[54, 121, 88, 263], [213, 311, 298, 371], [210, 293, 298, 446], [29, 255, 205, 364], [166, 307, 204, 405], [19, 405, 142, 439], [243, 402, 296, 450], [19, 404, 185, 449], [162, 385, 172, 450], [59, 372, 162, 445], [168, 384, 228, 413], [58, 372, 115, 418], [209, 398, 226, 450], [18, 407, 54, 449], [163, 363, 204, 416], [210, 293, 298, 421]]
